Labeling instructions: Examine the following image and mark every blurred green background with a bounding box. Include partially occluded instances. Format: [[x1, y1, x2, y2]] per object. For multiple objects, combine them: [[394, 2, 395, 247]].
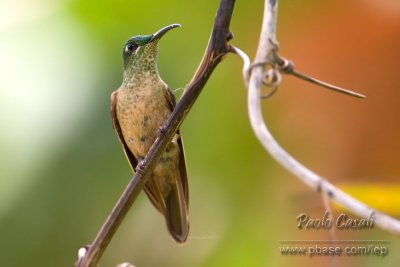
[[1, 0, 399, 266]]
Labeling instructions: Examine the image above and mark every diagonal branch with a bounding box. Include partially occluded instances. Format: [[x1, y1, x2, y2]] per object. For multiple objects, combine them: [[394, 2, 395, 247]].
[[245, 0, 400, 235], [76, 1, 236, 266]]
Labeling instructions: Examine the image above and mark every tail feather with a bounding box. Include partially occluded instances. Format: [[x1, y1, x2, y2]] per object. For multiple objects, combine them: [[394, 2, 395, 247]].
[[165, 179, 189, 243], [143, 134, 189, 243]]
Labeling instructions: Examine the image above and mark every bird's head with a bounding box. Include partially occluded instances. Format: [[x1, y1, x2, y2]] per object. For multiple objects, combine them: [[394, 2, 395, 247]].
[[122, 24, 180, 79]]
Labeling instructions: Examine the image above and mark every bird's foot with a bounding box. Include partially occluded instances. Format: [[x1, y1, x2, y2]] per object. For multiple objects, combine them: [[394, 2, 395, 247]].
[[156, 125, 167, 138], [135, 158, 146, 175]]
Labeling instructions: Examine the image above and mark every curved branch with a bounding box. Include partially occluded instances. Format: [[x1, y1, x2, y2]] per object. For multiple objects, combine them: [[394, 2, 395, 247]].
[[76, 1, 236, 266], [245, 0, 400, 234]]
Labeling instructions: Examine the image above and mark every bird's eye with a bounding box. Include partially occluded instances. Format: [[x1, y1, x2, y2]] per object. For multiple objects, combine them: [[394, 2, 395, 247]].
[[125, 43, 138, 53]]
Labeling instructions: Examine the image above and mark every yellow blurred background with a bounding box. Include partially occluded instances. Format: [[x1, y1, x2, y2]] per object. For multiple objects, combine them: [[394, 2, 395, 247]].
[[0, 0, 399, 266]]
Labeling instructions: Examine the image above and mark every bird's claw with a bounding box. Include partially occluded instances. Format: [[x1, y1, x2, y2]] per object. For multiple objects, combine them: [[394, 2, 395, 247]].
[[156, 126, 167, 138], [135, 158, 146, 175]]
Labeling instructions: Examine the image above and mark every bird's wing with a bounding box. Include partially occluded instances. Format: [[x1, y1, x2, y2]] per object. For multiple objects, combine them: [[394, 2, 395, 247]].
[[161, 87, 189, 242], [111, 89, 163, 212], [111, 89, 138, 169], [164, 87, 189, 204]]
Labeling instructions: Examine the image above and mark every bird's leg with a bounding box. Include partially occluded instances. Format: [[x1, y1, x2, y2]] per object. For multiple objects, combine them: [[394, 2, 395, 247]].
[[135, 124, 167, 176]]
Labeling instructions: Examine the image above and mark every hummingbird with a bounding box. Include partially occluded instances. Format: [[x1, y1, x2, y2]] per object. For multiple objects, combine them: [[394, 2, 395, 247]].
[[110, 24, 189, 243]]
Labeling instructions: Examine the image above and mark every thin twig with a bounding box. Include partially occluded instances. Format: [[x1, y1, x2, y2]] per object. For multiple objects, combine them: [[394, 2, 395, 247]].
[[290, 69, 366, 98], [76, 1, 236, 266], [245, 0, 400, 234], [271, 44, 366, 99]]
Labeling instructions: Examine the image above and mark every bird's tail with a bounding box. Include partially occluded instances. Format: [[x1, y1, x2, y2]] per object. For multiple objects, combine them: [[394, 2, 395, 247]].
[[165, 176, 189, 243], [143, 169, 189, 243]]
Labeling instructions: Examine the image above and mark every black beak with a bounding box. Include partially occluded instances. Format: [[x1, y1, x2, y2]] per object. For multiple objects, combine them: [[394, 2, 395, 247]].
[[150, 24, 181, 42]]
